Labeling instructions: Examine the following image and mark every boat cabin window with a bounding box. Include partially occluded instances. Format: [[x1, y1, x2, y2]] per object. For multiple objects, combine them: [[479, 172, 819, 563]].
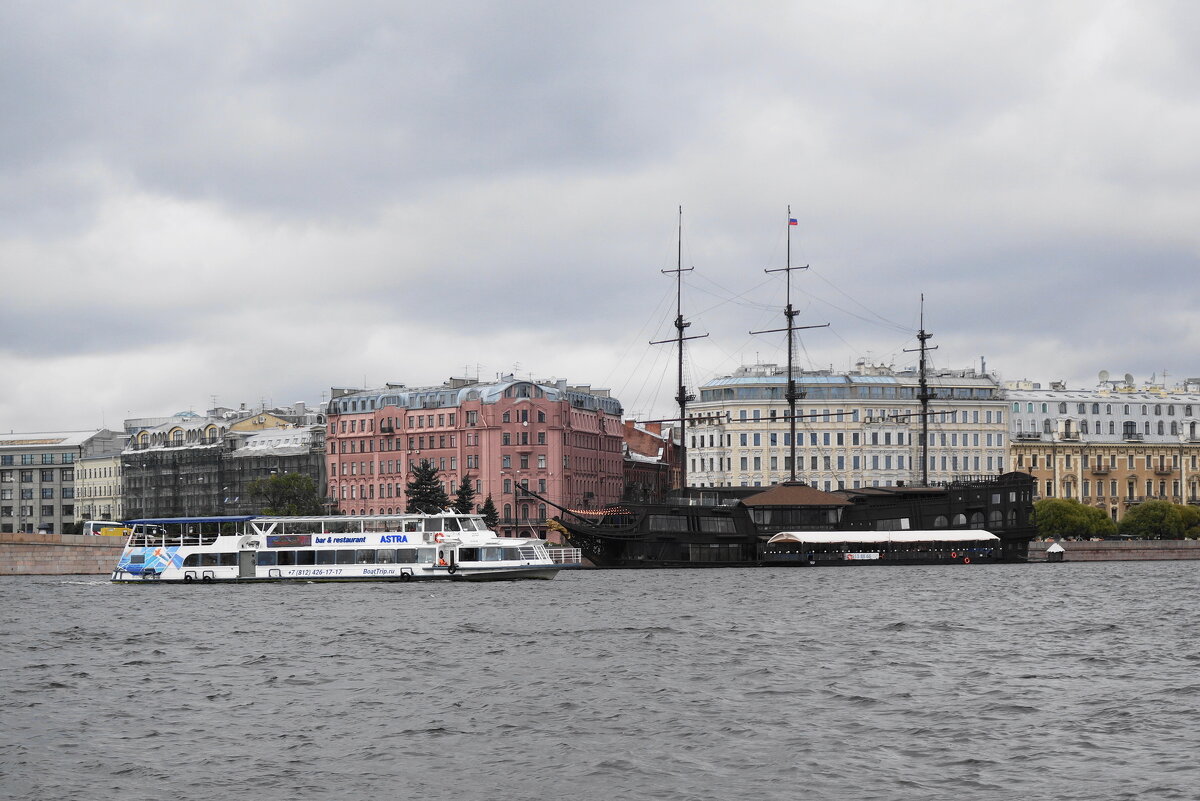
[[356, 549, 376, 564], [296, 550, 316, 565], [648, 515, 689, 532], [417, 548, 435, 563], [316, 551, 336, 565], [397, 549, 418, 564], [459, 548, 479, 562], [424, 518, 444, 531], [336, 550, 356, 565], [277, 551, 296, 566], [442, 517, 461, 532], [403, 520, 421, 532], [258, 551, 277, 566], [377, 550, 395, 564]]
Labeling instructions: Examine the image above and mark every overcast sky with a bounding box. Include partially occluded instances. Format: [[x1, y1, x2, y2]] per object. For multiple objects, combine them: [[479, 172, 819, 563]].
[[3, 1, 1199, 432]]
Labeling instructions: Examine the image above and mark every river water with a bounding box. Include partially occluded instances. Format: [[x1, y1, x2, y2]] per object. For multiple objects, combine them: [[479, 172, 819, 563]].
[[2, 562, 1198, 801]]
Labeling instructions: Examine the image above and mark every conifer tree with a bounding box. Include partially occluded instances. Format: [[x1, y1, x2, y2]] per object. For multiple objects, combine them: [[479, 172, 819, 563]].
[[405, 461, 451, 513], [453, 473, 476, 514], [479, 494, 500, 529]]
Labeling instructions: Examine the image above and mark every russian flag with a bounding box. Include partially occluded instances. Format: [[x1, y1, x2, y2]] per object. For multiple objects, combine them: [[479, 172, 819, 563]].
[[788, 218, 798, 226]]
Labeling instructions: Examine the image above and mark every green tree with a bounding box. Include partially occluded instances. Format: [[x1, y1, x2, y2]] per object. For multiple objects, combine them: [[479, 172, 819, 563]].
[[1118, 499, 1185, 539], [405, 460, 450, 513], [248, 472, 324, 515], [1033, 498, 1095, 539], [479, 494, 499, 529], [453, 473, 476, 514], [1177, 504, 1200, 539], [1080, 504, 1118, 539]]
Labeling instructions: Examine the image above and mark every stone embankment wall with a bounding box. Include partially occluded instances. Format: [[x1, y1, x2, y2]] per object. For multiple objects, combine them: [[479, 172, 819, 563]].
[[0, 532, 125, 576], [1026, 540, 1200, 562]]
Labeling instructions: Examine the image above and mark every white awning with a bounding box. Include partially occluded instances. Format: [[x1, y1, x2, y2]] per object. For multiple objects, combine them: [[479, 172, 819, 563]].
[[767, 530, 1001, 545]]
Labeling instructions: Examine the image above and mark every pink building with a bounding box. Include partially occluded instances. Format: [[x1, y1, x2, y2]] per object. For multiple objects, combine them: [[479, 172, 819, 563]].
[[325, 376, 625, 538]]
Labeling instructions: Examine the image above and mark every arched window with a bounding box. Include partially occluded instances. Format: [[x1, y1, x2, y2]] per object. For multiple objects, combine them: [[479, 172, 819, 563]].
[[1041, 403, 1048, 413], [952, 513, 967, 526], [1012, 402, 1020, 412], [989, 510, 1003, 527], [1155, 404, 1162, 415], [969, 512, 985, 529], [1058, 402, 1068, 413], [503, 503, 511, 519], [1144, 421, 1151, 435], [1043, 419, 1052, 434], [1027, 403, 1034, 413], [1158, 421, 1165, 435], [933, 515, 948, 528], [1092, 403, 1100, 414], [1081, 420, 1089, 434]]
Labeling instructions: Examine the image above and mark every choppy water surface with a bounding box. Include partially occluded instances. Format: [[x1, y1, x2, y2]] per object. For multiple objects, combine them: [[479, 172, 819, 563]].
[[3, 563, 1200, 800]]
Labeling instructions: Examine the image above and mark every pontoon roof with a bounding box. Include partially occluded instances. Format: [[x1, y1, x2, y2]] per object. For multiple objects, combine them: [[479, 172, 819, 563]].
[[768, 530, 1000, 544]]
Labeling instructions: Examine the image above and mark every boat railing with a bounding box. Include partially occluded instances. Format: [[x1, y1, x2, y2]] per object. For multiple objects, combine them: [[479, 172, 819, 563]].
[[547, 547, 582, 565], [129, 529, 222, 547]]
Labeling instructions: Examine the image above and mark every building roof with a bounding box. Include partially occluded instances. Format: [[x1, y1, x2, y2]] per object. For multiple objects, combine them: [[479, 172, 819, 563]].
[[742, 482, 854, 507], [329, 377, 623, 417], [0, 430, 109, 449], [229, 426, 321, 458]]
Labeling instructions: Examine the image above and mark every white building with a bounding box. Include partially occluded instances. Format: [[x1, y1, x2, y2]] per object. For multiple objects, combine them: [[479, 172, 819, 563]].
[[75, 452, 128, 523], [687, 362, 1009, 490]]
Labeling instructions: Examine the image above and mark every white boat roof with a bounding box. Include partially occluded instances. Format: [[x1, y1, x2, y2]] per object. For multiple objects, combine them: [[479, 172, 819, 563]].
[[768, 530, 1001, 544]]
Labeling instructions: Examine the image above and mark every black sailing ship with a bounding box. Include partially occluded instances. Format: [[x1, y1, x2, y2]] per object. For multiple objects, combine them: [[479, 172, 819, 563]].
[[544, 208, 1037, 568]]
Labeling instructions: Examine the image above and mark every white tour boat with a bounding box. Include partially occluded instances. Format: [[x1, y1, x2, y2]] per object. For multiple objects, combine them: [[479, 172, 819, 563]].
[[110, 513, 582, 583]]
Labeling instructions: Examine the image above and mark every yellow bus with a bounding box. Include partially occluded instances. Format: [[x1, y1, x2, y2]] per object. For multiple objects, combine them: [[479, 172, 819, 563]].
[[82, 520, 132, 537]]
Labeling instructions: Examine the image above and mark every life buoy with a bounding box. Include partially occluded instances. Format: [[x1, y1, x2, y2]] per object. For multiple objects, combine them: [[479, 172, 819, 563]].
[[950, 551, 957, 559], [963, 557, 971, 565], [447, 564, 458, 575], [433, 532, 444, 543]]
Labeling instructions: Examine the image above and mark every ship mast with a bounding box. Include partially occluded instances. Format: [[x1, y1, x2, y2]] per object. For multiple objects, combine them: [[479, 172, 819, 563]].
[[903, 295, 937, 486], [651, 206, 707, 491], [751, 207, 828, 483]]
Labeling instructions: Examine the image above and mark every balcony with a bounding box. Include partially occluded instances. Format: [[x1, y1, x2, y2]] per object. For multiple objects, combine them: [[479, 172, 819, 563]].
[[1154, 467, 1176, 476], [1059, 432, 1080, 441], [1014, 432, 1043, 441], [1123, 433, 1145, 442], [1090, 466, 1110, 475]]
